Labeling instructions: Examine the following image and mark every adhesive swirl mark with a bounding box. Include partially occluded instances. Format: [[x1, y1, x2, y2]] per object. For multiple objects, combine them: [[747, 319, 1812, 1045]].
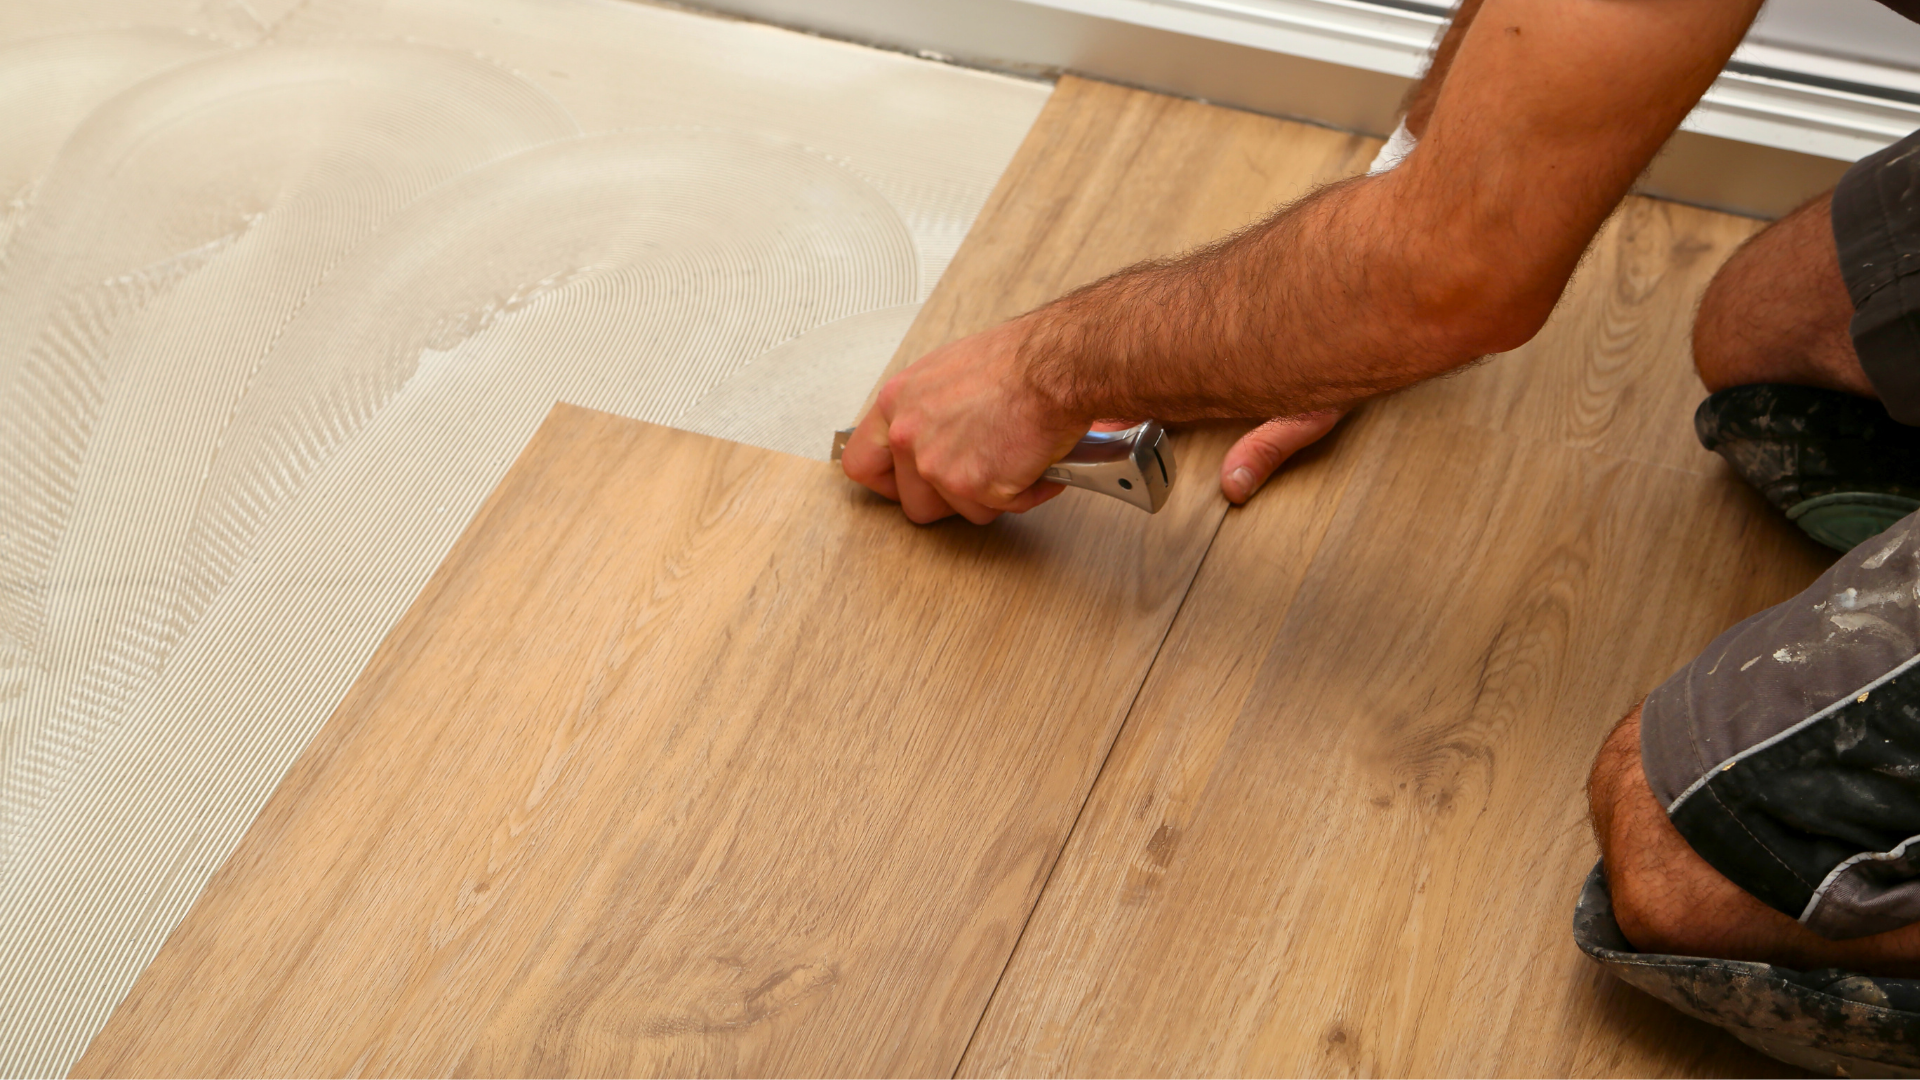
[[0, 2, 1047, 1073]]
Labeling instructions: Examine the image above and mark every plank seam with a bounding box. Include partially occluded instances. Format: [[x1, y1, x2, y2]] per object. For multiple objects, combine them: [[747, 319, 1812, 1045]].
[[949, 494, 1235, 1077]]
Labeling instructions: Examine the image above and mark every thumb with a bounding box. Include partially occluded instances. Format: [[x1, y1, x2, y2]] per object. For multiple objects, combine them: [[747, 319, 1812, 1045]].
[[1221, 410, 1345, 504]]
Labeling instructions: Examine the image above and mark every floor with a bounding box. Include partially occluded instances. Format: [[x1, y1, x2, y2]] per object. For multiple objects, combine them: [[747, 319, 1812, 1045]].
[[954, 85, 1832, 1076], [0, 3, 1045, 1074], [68, 75, 1839, 1076]]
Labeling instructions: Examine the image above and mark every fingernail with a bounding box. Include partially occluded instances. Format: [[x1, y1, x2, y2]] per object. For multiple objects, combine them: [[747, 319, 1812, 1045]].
[[1229, 466, 1253, 499]]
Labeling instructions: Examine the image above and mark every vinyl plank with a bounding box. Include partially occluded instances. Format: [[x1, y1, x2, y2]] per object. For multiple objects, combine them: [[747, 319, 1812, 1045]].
[[70, 404, 1220, 1076], [960, 197, 1834, 1077], [1415, 198, 1768, 475]]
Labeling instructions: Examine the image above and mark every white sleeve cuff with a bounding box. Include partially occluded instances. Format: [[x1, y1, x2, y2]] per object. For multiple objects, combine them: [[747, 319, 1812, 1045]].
[[1367, 119, 1418, 175]]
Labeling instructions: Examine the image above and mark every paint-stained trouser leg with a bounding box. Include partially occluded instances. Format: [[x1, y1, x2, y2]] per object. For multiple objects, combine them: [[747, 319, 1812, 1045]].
[[1640, 512, 1920, 940], [1574, 510, 1920, 1074]]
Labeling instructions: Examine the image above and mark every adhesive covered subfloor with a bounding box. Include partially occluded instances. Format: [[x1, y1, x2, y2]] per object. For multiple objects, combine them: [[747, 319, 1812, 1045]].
[[0, 3, 1046, 1072]]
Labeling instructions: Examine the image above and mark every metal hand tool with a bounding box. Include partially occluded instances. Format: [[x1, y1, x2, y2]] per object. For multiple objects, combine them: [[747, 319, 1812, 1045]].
[[831, 420, 1175, 513]]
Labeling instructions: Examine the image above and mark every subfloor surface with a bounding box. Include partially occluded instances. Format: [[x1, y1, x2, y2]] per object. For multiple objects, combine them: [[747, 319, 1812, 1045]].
[[0, 2, 1044, 1073], [75, 76, 1837, 1076]]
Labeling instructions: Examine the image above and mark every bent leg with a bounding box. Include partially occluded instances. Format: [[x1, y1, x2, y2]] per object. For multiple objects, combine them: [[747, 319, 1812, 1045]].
[[1589, 506, 1920, 973], [1693, 191, 1871, 398], [1690, 136, 1920, 552], [1695, 126, 1920, 420], [1592, 705, 1920, 975]]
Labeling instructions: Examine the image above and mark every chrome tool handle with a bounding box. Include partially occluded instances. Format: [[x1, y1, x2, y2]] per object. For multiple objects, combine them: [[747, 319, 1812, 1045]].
[[1042, 420, 1175, 513], [831, 420, 1176, 514]]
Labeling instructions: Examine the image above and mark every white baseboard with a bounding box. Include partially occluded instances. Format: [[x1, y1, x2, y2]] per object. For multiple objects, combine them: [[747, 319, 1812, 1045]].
[[676, 0, 1920, 216]]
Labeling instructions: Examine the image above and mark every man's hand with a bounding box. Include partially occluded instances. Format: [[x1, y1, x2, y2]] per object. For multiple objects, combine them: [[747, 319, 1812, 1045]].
[[1221, 411, 1345, 504], [840, 316, 1088, 524]]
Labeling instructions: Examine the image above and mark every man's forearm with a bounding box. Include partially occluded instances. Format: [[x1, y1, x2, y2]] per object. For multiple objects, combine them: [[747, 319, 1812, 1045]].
[[1016, 173, 1515, 424], [842, 0, 1762, 522], [1008, 0, 1757, 429]]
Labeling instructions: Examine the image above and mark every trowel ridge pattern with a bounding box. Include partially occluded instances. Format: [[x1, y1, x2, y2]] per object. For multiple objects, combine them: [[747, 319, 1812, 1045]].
[[0, 2, 1046, 1073]]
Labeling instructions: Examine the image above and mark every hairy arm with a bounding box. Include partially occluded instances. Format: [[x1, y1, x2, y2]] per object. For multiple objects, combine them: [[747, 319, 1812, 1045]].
[[843, 0, 1761, 523]]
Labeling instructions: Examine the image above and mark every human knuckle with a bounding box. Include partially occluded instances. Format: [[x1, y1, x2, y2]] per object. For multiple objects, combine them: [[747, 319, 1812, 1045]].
[[948, 474, 989, 504], [987, 480, 1026, 506], [886, 416, 919, 448]]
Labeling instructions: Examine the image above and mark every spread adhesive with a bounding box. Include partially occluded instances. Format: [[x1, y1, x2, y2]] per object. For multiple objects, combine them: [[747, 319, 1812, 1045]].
[[0, 2, 1047, 1071]]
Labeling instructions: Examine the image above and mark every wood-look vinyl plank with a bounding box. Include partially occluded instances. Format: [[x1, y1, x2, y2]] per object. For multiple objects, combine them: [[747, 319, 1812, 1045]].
[[72, 405, 1226, 1077], [1418, 198, 1768, 475], [958, 193, 1835, 1077]]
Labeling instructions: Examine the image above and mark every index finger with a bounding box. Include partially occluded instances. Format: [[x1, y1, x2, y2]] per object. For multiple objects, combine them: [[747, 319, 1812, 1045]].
[[839, 406, 899, 502]]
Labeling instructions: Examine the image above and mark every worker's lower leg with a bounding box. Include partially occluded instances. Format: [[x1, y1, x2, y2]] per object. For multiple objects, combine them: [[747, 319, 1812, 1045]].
[[1693, 191, 1873, 397], [1590, 707, 1920, 976]]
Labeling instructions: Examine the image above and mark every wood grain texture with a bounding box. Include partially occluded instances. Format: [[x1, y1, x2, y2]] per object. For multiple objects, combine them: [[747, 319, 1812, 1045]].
[[72, 404, 1224, 1077], [958, 199, 1835, 1077], [73, 78, 1382, 1078], [1430, 197, 1769, 474]]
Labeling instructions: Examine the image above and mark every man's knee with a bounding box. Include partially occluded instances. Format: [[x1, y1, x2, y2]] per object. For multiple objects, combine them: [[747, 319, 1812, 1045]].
[[1590, 699, 1920, 975], [1691, 232, 1754, 387], [1587, 705, 1784, 962], [1690, 191, 1868, 397]]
